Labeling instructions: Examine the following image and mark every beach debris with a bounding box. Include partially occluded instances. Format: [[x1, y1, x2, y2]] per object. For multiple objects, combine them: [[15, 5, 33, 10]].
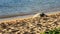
[[40, 13, 47, 17]]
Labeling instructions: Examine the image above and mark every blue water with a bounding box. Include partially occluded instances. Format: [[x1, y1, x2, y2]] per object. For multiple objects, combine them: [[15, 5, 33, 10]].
[[0, 0, 60, 16]]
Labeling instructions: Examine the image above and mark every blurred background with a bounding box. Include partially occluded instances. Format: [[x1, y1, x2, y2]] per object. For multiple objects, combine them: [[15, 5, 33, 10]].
[[0, 0, 60, 17]]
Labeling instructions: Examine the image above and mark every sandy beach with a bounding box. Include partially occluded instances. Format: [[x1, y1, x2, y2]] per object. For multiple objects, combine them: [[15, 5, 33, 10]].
[[0, 12, 60, 34], [0, 11, 60, 22]]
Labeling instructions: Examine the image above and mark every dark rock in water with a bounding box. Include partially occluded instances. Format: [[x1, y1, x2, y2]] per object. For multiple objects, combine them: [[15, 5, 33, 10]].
[[40, 13, 48, 17]]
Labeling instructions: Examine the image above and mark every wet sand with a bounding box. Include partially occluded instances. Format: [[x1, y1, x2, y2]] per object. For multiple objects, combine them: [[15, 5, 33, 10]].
[[0, 11, 60, 34]]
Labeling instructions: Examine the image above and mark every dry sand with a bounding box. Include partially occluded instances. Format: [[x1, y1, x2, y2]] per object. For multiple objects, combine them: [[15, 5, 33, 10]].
[[0, 12, 60, 34]]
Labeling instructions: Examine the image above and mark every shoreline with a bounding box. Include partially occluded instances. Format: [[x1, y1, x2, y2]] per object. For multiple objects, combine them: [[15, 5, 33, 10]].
[[0, 11, 60, 23]]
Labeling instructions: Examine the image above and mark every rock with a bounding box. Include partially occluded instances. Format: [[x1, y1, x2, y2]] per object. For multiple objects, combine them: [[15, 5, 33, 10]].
[[40, 13, 47, 17]]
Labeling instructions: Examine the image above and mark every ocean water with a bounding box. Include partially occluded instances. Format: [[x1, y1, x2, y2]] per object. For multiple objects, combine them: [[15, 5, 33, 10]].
[[0, 0, 60, 17]]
